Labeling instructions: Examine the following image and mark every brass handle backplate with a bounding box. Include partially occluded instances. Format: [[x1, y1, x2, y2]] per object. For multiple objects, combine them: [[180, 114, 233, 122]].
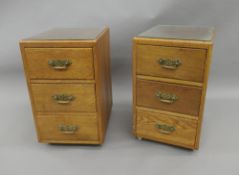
[[58, 124, 78, 134], [158, 58, 181, 70], [52, 94, 75, 104], [48, 59, 72, 70], [155, 123, 175, 134], [155, 91, 178, 104]]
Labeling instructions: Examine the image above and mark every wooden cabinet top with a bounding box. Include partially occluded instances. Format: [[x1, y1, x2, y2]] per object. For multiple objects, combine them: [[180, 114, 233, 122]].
[[138, 25, 214, 41], [24, 27, 106, 40]]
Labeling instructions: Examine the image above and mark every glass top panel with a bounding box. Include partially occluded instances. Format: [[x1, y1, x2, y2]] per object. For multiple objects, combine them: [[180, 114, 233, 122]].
[[26, 27, 105, 40], [138, 25, 214, 41]]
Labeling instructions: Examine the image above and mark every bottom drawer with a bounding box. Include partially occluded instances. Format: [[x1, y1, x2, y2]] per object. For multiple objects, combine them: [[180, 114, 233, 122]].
[[136, 108, 197, 148], [36, 113, 99, 143]]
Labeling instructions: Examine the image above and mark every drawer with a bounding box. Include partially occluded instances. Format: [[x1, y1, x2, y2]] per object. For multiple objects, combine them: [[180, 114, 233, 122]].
[[36, 114, 98, 142], [31, 83, 96, 112], [25, 48, 94, 80], [136, 108, 197, 148], [136, 44, 207, 82], [136, 79, 201, 116]]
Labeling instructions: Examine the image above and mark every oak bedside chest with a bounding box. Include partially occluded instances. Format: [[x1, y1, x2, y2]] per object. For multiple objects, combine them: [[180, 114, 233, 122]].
[[20, 27, 112, 144], [132, 25, 214, 149]]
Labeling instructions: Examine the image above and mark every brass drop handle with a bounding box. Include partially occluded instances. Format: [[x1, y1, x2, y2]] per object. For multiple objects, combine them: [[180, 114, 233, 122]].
[[158, 58, 181, 70], [155, 123, 175, 134], [52, 94, 75, 104], [58, 124, 78, 134], [48, 59, 72, 70], [155, 91, 178, 104]]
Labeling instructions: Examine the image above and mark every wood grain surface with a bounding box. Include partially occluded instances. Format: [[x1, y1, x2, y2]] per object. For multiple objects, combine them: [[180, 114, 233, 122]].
[[136, 108, 197, 148], [136, 79, 202, 116], [20, 27, 112, 144], [25, 48, 94, 80], [31, 83, 96, 112], [136, 44, 206, 82], [37, 114, 98, 143], [132, 27, 214, 149]]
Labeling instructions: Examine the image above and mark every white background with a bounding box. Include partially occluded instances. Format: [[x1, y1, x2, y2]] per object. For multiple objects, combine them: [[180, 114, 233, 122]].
[[0, 0, 239, 174]]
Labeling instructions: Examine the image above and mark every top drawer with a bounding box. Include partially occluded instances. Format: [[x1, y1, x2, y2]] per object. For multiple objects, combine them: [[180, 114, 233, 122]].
[[24, 48, 94, 80], [136, 45, 207, 82]]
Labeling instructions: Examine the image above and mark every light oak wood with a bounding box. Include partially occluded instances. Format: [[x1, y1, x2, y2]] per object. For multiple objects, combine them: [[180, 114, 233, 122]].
[[134, 37, 213, 49], [137, 106, 198, 121], [137, 75, 202, 87], [20, 27, 112, 144], [20, 40, 96, 48], [36, 113, 98, 143], [93, 28, 113, 142], [25, 48, 94, 80], [30, 79, 95, 84], [136, 44, 206, 82], [132, 25, 214, 149], [132, 40, 137, 134], [195, 44, 214, 149], [136, 108, 197, 149], [136, 79, 202, 116], [31, 83, 96, 112]]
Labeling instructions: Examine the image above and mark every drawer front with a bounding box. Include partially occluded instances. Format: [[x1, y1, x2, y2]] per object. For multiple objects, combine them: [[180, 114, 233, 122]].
[[136, 45, 206, 82], [25, 48, 94, 80], [31, 83, 96, 112], [36, 114, 98, 142], [136, 79, 201, 116], [136, 108, 197, 148]]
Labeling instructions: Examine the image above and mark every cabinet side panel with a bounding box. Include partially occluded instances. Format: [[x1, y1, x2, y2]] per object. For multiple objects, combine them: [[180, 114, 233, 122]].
[[132, 40, 137, 135], [104, 29, 113, 116], [195, 43, 213, 149], [94, 28, 112, 143]]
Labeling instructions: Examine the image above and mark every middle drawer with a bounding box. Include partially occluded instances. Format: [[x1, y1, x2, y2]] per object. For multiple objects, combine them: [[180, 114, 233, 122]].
[[31, 83, 96, 112], [136, 79, 202, 116]]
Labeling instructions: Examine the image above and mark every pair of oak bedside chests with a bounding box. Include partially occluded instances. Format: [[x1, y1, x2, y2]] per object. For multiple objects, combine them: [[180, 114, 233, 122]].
[[20, 25, 214, 149]]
